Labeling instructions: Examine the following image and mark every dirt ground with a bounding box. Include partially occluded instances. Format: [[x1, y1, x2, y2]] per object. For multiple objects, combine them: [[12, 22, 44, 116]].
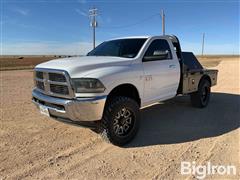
[[0, 58, 239, 179]]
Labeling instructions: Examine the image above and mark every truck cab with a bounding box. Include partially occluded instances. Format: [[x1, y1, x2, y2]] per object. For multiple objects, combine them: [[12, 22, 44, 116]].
[[32, 35, 218, 146]]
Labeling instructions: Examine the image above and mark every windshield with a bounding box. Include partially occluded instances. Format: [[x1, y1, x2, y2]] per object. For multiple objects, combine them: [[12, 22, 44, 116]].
[[87, 38, 147, 58]]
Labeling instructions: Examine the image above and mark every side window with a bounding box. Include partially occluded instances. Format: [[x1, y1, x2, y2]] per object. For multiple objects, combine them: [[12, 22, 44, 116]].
[[143, 39, 172, 61]]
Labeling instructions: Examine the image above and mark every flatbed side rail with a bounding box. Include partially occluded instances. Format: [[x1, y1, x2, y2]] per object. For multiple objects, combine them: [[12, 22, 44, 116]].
[[182, 69, 218, 94]]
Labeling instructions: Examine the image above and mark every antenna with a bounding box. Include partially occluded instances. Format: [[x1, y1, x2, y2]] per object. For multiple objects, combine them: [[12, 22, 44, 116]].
[[161, 10, 165, 35], [89, 8, 98, 49]]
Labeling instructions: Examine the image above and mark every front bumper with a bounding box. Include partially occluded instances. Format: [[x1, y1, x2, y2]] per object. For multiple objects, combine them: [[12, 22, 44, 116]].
[[32, 89, 106, 122]]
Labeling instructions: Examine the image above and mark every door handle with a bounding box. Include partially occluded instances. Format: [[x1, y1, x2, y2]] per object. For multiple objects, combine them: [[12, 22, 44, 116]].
[[169, 64, 176, 68]]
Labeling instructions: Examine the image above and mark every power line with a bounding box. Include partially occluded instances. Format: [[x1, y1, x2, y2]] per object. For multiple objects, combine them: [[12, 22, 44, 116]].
[[99, 13, 159, 29]]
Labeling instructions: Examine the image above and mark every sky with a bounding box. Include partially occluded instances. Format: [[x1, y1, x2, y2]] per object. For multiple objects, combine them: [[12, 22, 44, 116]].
[[1, 0, 239, 55]]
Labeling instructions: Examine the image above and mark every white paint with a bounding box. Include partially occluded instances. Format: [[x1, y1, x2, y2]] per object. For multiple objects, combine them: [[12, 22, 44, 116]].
[[181, 161, 237, 179], [35, 36, 181, 108]]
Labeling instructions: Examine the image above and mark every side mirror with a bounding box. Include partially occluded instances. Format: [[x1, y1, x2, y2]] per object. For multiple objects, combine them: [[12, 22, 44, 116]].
[[143, 50, 169, 62]]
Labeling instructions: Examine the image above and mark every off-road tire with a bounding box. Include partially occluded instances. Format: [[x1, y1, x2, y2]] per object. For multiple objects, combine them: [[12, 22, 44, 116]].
[[191, 79, 211, 108], [97, 96, 140, 146]]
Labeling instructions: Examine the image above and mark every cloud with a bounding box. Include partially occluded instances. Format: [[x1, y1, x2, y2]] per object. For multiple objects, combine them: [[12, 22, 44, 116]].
[[75, 9, 88, 17], [3, 41, 94, 55], [14, 8, 29, 16], [2, 17, 41, 30], [98, 15, 112, 25]]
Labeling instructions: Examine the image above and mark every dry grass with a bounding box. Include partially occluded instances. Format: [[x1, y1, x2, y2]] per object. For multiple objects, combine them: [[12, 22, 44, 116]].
[[198, 55, 239, 68], [0, 56, 68, 71], [198, 59, 222, 68], [0, 55, 239, 70]]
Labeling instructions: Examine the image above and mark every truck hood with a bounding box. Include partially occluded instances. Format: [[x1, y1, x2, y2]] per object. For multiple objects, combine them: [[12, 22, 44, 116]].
[[35, 56, 133, 77]]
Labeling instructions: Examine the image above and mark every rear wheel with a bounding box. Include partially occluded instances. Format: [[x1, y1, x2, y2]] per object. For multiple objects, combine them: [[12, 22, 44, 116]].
[[191, 79, 211, 108], [98, 96, 140, 146]]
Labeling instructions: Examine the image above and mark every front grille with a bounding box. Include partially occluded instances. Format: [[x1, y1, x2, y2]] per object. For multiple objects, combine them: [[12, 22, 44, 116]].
[[49, 73, 66, 82], [34, 69, 73, 98], [36, 71, 43, 79], [33, 97, 65, 110], [50, 84, 69, 95], [36, 81, 44, 90]]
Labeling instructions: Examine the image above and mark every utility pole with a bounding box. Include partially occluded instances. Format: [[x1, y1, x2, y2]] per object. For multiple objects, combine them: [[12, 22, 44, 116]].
[[201, 33, 205, 56], [89, 8, 98, 49], [161, 10, 165, 35]]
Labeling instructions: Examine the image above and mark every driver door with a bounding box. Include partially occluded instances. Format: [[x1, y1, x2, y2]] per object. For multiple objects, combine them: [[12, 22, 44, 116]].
[[142, 39, 180, 103]]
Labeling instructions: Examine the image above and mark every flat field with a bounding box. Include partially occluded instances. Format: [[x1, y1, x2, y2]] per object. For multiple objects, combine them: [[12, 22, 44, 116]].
[[0, 55, 238, 70], [0, 56, 239, 179], [0, 55, 67, 71]]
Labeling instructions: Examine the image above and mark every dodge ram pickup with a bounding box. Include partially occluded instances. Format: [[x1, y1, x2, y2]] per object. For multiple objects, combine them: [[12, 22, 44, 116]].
[[32, 35, 218, 146]]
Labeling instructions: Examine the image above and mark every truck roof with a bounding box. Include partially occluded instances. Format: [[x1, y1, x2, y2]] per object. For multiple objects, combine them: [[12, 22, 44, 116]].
[[109, 36, 151, 41], [109, 35, 176, 41]]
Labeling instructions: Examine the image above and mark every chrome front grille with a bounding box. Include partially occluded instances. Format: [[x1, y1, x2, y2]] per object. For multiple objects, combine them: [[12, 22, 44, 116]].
[[36, 81, 45, 90], [34, 69, 74, 98], [49, 73, 66, 82], [50, 84, 69, 95], [36, 71, 43, 79]]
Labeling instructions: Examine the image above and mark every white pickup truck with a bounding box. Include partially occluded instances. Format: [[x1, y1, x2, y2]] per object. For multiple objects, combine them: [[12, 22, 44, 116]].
[[32, 35, 218, 146]]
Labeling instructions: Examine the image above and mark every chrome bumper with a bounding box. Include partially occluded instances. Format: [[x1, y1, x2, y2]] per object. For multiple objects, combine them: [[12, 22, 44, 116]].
[[32, 89, 106, 122]]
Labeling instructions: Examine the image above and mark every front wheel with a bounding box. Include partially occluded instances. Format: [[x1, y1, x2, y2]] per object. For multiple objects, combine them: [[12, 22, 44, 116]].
[[98, 96, 140, 146], [191, 79, 211, 108]]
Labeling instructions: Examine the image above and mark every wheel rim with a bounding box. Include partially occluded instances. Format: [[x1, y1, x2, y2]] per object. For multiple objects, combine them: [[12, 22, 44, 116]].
[[113, 107, 135, 137], [201, 85, 210, 103]]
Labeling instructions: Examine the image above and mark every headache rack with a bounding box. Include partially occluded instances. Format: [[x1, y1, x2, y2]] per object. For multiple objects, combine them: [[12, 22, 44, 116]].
[[34, 68, 75, 99], [167, 35, 218, 94]]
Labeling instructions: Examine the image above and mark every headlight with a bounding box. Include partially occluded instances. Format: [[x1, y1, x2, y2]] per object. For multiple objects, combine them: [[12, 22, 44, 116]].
[[72, 78, 105, 93]]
